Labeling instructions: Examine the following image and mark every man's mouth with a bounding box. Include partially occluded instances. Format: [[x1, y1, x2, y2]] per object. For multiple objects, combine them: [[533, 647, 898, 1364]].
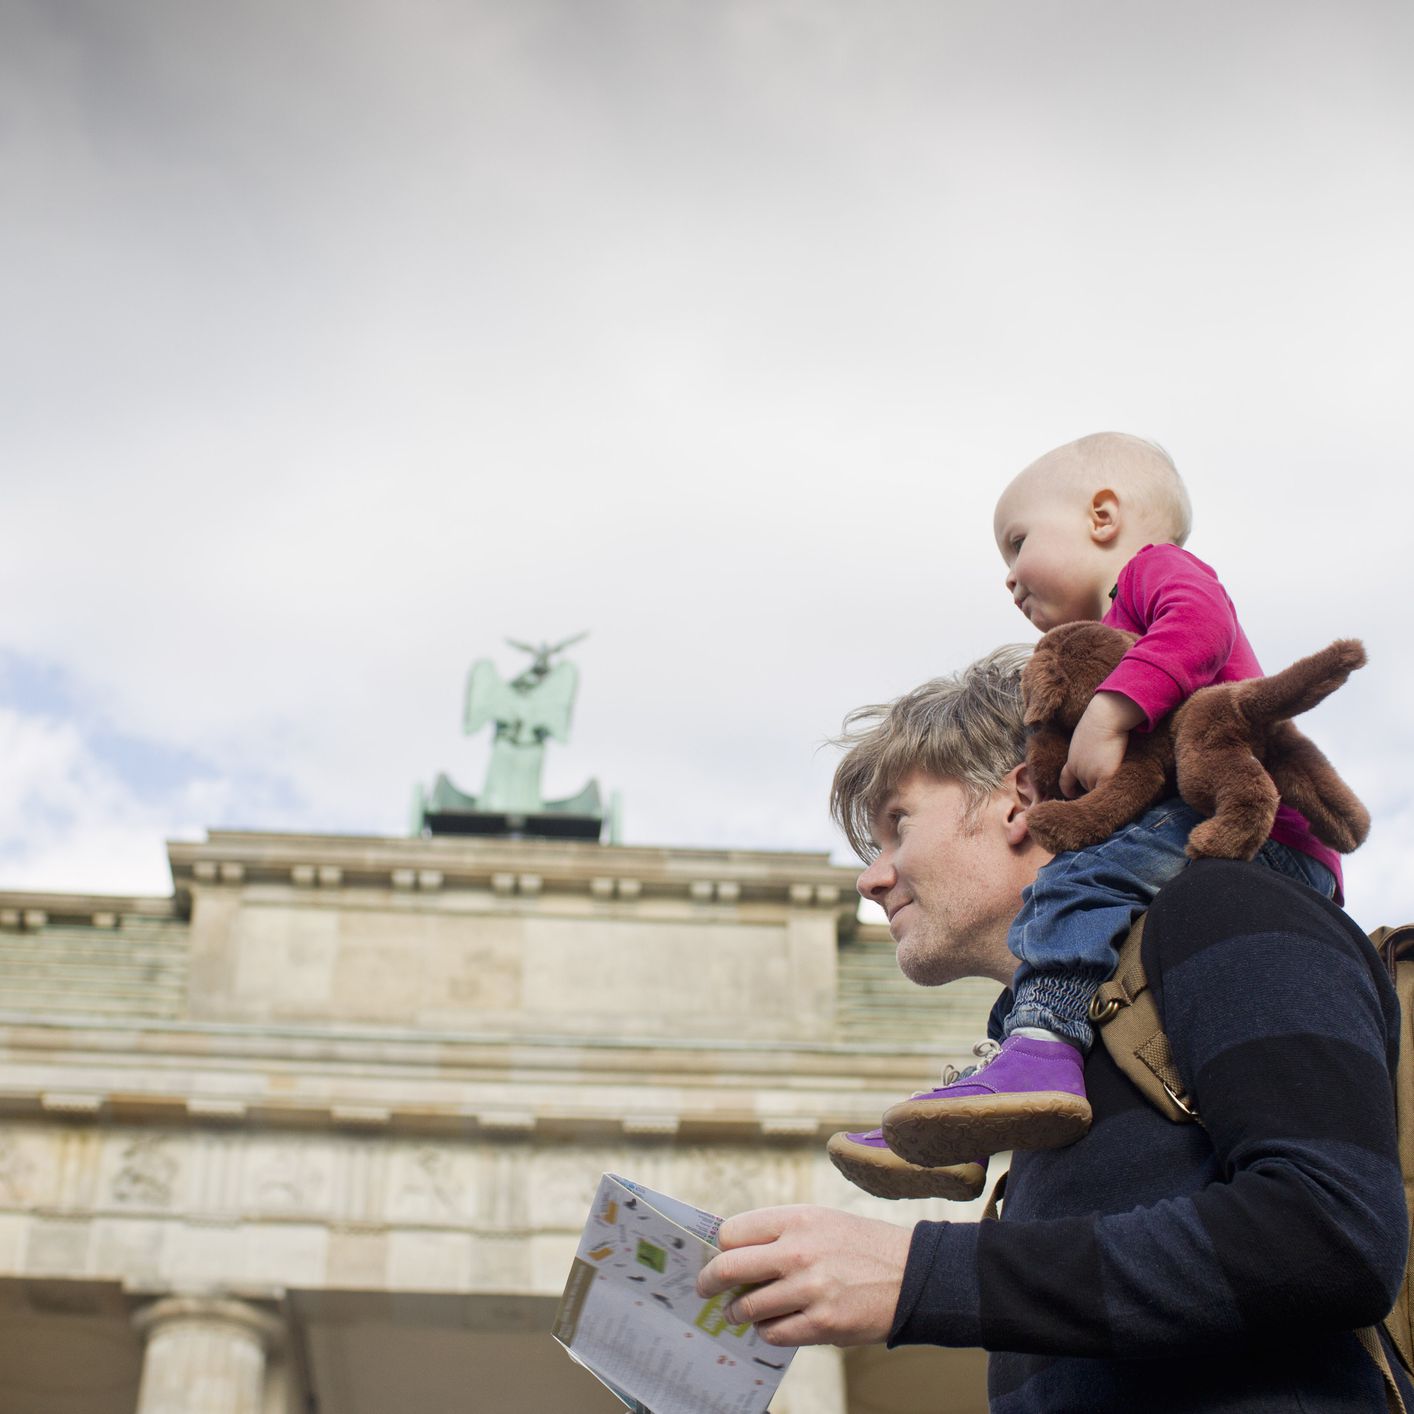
[[886, 900, 913, 929]]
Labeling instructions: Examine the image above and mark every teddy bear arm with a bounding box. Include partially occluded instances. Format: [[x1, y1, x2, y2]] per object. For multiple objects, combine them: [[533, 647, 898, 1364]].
[[1026, 752, 1170, 854], [1024, 799, 1096, 854], [1026, 729, 1071, 801]]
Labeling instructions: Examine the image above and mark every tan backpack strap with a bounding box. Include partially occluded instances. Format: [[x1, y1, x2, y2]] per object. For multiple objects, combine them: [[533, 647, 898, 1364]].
[[1373, 925, 1414, 1379], [1356, 1325, 1409, 1414], [981, 1169, 1008, 1223], [1095, 916, 1412, 1406], [1090, 915, 1201, 1126]]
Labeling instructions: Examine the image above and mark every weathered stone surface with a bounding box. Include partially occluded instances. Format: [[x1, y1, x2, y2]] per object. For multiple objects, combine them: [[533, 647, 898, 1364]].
[[132, 1296, 283, 1414], [0, 830, 996, 1412]]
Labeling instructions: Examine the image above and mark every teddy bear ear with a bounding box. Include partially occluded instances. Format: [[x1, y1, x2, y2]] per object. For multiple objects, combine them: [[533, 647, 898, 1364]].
[[1021, 652, 1065, 726]]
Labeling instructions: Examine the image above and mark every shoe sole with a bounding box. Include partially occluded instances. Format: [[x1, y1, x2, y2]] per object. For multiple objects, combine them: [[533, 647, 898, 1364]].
[[825, 1133, 986, 1202], [882, 1092, 1092, 1168]]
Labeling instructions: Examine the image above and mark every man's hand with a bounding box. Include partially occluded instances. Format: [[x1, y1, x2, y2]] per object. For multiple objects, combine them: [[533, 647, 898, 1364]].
[[694, 1205, 913, 1348], [1059, 691, 1146, 798]]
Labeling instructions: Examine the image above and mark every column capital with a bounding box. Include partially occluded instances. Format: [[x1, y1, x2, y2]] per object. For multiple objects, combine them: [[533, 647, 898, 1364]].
[[132, 1294, 285, 1355]]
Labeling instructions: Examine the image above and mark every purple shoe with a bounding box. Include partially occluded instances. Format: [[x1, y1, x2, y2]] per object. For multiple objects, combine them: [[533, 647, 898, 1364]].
[[826, 1127, 987, 1202], [881, 1035, 1091, 1168]]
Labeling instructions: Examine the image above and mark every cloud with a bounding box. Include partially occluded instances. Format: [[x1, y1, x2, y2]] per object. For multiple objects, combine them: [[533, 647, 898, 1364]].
[[0, 0, 1410, 929], [0, 666, 307, 895], [0, 706, 184, 894]]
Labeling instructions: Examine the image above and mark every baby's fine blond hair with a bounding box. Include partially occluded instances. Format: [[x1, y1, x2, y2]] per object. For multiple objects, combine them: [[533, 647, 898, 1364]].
[[1027, 431, 1192, 546]]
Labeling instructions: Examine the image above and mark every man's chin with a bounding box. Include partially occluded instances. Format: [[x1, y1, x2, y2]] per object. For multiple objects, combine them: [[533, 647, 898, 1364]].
[[895, 935, 954, 988]]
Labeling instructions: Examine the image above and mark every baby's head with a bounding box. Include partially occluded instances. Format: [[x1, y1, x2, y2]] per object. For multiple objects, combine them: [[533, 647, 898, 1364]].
[[993, 432, 1191, 632]]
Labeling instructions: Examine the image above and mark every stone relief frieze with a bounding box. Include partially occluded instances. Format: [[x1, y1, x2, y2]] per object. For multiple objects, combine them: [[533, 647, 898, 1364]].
[[111, 1135, 178, 1208], [670, 1146, 799, 1218], [389, 1144, 472, 1224], [527, 1147, 623, 1229], [246, 1139, 330, 1215], [0, 1123, 841, 1242]]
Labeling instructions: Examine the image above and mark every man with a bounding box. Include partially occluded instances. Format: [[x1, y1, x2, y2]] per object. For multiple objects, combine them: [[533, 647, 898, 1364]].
[[696, 648, 1409, 1410]]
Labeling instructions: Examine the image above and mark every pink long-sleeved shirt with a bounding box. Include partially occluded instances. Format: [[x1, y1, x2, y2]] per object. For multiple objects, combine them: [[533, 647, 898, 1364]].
[[1099, 542, 1342, 896]]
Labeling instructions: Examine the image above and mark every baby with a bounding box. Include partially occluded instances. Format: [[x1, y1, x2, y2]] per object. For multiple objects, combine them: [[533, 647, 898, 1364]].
[[829, 432, 1342, 1198]]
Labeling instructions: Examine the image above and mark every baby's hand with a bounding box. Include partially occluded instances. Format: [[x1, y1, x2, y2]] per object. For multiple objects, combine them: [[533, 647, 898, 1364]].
[[1059, 692, 1146, 798]]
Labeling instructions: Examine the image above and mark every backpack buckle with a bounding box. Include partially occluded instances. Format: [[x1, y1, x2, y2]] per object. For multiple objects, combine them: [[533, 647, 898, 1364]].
[[1088, 994, 1122, 1024]]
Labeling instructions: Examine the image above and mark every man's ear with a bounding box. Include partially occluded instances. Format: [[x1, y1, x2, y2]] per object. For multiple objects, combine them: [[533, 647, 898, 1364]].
[[1089, 489, 1120, 544], [1002, 763, 1038, 845]]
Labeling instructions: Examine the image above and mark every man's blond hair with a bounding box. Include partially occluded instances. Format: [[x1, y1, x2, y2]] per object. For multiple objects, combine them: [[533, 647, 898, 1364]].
[[830, 645, 1032, 861]]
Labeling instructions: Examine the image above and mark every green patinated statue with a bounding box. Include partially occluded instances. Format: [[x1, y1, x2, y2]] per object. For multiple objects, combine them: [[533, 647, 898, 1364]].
[[412, 634, 611, 840], [466, 633, 586, 813]]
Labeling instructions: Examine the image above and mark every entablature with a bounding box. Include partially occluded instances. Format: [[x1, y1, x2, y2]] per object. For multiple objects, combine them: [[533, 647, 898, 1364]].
[[0, 1008, 994, 1144], [165, 831, 860, 916]]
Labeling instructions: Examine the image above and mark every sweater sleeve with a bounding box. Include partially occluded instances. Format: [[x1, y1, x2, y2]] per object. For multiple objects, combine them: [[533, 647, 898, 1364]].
[[1099, 545, 1239, 729], [889, 863, 1406, 1358]]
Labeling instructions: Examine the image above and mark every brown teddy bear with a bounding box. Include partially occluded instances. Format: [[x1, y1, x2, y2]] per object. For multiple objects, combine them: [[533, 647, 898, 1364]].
[[1021, 622, 1370, 861]]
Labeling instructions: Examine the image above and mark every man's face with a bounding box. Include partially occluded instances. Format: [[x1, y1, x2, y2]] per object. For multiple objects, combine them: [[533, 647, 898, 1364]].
[[856, 770, 1039, 987]]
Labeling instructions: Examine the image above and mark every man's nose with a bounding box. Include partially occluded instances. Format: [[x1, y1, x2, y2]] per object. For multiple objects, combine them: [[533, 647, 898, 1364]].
[[857, 854, 894, 901]]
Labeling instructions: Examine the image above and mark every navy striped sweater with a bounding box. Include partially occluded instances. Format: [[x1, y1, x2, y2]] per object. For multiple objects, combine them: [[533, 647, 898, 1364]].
[[889, 860, 1411, 1411]]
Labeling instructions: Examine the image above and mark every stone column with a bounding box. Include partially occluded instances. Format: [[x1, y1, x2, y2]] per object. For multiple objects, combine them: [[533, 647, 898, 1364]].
[[776, 1344, 849, 1414], [132, 1295, 284, 1414]]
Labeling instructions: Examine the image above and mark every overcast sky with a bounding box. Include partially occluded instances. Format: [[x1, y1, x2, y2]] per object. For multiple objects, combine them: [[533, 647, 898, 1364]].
[[2, 0, 1411, 931]]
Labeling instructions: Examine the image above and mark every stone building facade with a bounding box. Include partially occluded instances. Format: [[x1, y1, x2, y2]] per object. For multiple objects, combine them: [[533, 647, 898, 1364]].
[[0, 828, 997, 1413]]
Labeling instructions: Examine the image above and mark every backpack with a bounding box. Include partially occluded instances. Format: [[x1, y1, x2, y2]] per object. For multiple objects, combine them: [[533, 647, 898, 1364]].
[[1091, 917, 1414, 1413]]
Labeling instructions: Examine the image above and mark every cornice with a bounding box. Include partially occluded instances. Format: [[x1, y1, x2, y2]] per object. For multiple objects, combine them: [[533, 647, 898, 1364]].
[[0, 892, 178, 929], [0, 832, 866, 923], [0, 1013, 943, 1143], [162, 829, 861, 913]]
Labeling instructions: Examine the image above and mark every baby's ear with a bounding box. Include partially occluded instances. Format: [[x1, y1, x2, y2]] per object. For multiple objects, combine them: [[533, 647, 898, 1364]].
[[1089, 489, 1120, 543]]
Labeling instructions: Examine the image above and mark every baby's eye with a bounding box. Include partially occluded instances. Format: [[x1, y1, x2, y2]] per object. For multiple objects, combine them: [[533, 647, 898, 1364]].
[[1011, 535, 1026, 552]]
